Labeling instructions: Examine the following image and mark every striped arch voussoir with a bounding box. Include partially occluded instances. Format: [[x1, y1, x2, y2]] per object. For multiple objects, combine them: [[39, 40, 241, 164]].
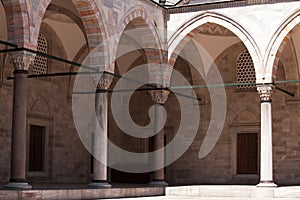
[[113, 7, 163, 74], [272, 24, 300, 81]]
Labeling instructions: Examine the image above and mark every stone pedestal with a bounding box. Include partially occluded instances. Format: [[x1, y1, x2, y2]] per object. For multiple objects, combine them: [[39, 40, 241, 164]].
[[256, 85, 277, 188]]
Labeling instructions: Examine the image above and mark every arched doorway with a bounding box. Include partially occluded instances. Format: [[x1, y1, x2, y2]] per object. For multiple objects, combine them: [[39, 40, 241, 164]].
[[108, 15, 162, 184], [266, 12, 300, 185], [167, 20, 261, 185]]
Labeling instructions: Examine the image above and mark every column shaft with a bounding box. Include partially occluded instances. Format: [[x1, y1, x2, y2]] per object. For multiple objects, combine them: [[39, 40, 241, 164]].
[[6, 70, 32, 189], [149, 89, 169, 186], [260, 102, 273, 183], [92, 92, 109, 184], [152, 104, 165, 182], [6, 52, 34, 189], [90, 75, 112, 188], [11, 70, 28, 182], [257, 85, 277, 187]]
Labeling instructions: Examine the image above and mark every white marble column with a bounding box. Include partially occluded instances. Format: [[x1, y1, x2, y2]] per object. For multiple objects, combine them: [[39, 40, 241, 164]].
[[257, 85, 277, 187], [149, 89, 169, 187], [6, 53, 34, 189], [89, 75, 112, 188]]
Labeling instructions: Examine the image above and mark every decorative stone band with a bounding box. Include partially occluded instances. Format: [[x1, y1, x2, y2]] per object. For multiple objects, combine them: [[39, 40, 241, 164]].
[[150, 89, 170, 105], [10, 51, 35, 71], [257, 85, 273, 103], [96, 73, 113, 90]]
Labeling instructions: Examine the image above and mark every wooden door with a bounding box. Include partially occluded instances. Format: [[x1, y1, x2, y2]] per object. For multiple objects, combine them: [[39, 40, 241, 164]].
[[29, 125, 45, 171], [237, 133, 258, 174]]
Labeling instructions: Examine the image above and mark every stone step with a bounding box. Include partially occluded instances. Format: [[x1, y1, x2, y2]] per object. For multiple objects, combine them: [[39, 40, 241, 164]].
[[165, 185, 300, 198], [0, 187, 164, 200], [103, 197, 300, 200]]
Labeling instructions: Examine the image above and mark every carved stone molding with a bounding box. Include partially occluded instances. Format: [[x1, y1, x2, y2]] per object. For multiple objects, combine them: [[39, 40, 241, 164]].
[[150, 89, 170, 104], [257, 85, 273, 102], [10, 52, 35, 71], [96, 73, 113, 90], [196, 23, 235, 37]]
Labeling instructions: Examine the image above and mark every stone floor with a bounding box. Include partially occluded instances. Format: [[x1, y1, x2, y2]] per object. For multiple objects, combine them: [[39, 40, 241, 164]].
[[2, 185, 300, 199], [102, 197, 300, 200], [103, 185, 300, 200], [0, 184, 164, 200]]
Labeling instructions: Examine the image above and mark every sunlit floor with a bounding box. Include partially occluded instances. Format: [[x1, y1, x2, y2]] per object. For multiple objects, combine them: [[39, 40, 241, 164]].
[[102, 197, 300, 200], [102, 185, 300, 200]]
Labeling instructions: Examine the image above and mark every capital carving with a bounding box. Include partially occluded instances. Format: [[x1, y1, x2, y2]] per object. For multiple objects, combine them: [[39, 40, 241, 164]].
[[96, 73, 113, 90], [257, 85, 273, 102], [150, 89, 170, 104], [10, 52, 35, 71]]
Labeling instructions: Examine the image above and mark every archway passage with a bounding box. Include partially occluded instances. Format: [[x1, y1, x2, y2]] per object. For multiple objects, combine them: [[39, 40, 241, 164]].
[[166, 22, 261, 185], [267, 20, 300, 185], [22, 0, 99, 184], [108, 15, 163, 184], [0, 0, 11, 183], [108, 25, 152, 184]]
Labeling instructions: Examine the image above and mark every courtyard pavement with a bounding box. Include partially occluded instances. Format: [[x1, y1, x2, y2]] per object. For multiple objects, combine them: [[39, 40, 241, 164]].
[[102, 197, 300, 200]]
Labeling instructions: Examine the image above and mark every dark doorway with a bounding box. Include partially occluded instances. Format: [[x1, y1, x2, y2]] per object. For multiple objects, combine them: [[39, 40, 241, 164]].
[[237, 133, 258, 174], [29, 125, 46, 172]]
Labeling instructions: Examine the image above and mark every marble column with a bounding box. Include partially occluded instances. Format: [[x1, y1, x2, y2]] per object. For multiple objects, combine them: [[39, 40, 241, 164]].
[[6, 54, 34, 189], [89, 75, 112, 188], [256, 85, 277, 187], [149, 89, 169, 187]]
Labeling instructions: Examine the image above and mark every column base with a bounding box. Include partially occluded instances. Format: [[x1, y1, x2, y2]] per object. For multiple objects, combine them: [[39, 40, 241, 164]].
[[256, 181, 277, 188], [148, 180, 168, 187], [5, 182, 32, 189], [89, 181, 111, 188]]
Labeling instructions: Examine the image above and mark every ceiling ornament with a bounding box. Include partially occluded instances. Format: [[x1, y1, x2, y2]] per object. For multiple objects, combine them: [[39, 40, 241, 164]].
[[196, 23, 235, 37]]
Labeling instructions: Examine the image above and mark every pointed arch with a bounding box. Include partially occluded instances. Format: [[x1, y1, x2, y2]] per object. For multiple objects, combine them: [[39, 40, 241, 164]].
[[232, 108, 260, 125], [31, 0, 108, 57], [265, 9, 300, 82], [31, 97, 51, 116], [112, 6, 164, 82], [168, 11, 261, 82], [2, 0, 31, 48], [118, 5, 163, 51]]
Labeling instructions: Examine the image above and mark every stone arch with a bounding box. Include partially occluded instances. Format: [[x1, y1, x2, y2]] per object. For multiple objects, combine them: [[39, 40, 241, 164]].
[[32, 0, 108, 69], [0, 1, 7, 41], [265, 9, 300, 82], [232, 109, 260, 125], [45, 4, 87, 42], [113, 6, 164, 83], [168, 12, 261, 82], [118, 6, 163, 51], [0, 1, 7, 83], [1, 0, 31, 48], [30, 97, 51, 116], [69, 43, 90, 97]]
